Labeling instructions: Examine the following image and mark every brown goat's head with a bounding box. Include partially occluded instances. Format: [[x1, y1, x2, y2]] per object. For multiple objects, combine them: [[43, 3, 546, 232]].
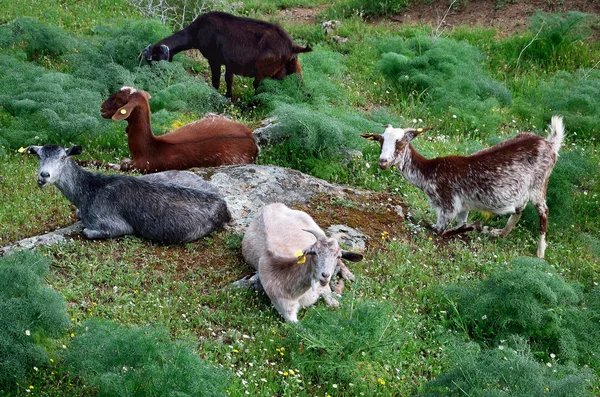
[[101, 86, 151, 121], [362, 125, 431, 170], [140, 44, 170, 64]]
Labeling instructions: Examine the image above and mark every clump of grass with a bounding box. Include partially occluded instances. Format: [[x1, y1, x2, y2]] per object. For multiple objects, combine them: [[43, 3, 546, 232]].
[[3, 17, 75, 59], [420, 338, 596, 397], [377, 36, 512, 137], [439, 257, 600, 368], [282, 299, 404, 393], [0, 250, 70, 392], [256, 48, 382, 178], [524, 11, 599, 69], [63, 318, 230, 397]]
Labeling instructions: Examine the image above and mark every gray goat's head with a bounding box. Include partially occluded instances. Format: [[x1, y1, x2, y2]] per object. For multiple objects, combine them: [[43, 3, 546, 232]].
[[25, 144, 82, 187], [301, 229, 363, 288]]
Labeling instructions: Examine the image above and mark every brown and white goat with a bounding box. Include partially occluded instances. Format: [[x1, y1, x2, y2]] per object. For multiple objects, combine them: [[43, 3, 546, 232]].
[[141, 11, 311, 98], [362, 116, 565, 258], [101, 86, 258, 173], [242, 203, 363, 322]]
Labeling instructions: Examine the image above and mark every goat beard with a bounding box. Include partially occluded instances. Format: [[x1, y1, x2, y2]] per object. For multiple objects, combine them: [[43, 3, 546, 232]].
[[311, 278, 316, 292]]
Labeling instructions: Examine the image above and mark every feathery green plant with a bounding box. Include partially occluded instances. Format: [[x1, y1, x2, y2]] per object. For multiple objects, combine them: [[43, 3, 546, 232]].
[[63, 318, 230, 397], [0, 250, 70, 392], [283, 299, 404, 393], [440, 257, 600, 368], [420, 338, 595, 397], [377, 35, 512, 137]]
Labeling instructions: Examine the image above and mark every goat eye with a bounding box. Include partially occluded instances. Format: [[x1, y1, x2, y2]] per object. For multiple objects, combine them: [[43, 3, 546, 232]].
[[60, 156, 66, 161]]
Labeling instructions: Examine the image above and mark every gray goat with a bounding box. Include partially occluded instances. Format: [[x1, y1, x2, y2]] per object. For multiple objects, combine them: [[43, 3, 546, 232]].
[[26, 144, 230, 243], [242, 203, 363, 322]]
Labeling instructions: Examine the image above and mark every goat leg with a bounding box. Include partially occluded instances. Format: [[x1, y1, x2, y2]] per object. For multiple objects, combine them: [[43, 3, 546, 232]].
[[440, 222, 482, 237]]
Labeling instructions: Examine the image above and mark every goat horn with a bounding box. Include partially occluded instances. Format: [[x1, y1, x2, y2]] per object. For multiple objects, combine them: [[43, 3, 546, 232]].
[[302, 229, 326, 240]]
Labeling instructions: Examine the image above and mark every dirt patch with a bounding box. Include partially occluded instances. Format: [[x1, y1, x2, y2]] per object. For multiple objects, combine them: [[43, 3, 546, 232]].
[[392, 0, 600, 36], [276, 5, 326, 25]]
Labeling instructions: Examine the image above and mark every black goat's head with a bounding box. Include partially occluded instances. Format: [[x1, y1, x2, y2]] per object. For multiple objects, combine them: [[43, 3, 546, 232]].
[[140, 44, 170, 64]]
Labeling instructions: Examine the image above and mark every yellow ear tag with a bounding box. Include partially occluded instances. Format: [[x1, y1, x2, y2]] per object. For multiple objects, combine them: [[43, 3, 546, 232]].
[[417, 128, 423, 132], [18, 147, 26, 153], [294, 250, 306, 264], [481, 211, 493, 221], [120, 109, 127, 114]]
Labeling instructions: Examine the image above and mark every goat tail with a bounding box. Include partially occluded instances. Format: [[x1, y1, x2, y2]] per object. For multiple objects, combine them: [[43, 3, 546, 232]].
[[547, 115, 565, 155], [293, 44, 312, 54]]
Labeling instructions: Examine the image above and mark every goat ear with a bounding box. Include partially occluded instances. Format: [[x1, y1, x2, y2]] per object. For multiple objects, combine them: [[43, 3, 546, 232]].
[[66, 145, 83, 157], [141, 91, 151, 100], [341, 251, 363, 262], [407, 127, 431, 141], [24, 145, 41, 155], [361, 133, 383, 144], [140, 45, 151, 61], [112, 102, 136, 121], [159, 44, 170, 60]]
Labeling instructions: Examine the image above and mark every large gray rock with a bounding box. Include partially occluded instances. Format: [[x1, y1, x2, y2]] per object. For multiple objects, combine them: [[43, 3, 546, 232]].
[[192, 164, 370, 232]]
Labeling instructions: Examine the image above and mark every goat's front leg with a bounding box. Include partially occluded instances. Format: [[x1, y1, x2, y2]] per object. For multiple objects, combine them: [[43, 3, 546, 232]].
[[224, 67, 234, 98], [440, 211, 483, 237], [209, 61, 221, 90]]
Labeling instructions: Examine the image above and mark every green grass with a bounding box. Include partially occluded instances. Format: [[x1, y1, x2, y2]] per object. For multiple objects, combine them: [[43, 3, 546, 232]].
[[1, 0, 600, 396]]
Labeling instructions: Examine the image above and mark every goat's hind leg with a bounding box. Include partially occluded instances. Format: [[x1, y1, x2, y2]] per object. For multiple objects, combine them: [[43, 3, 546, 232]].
[[482, 206, 524, 238], [534, 202, 549, 259]]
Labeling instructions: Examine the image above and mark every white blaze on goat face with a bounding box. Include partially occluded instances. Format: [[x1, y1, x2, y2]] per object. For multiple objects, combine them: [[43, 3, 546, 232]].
[[379, 125, 408, 170], [120, 86, 136, 94]]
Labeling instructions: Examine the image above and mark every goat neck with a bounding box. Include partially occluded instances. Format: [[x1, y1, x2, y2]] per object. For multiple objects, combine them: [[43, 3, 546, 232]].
[[399, 145, 437, 192], [157, 28, 193, 58], [123, 100, 159, 157], [53, 159, 97, 208], [264, 254, 315, 300]]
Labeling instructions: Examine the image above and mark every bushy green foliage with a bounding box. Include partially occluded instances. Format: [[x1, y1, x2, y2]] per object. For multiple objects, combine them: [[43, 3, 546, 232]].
[[150, 82, 227, 114], [63, 318, 230, 397], [0, 17, 224, 150], [514, 69, 600, 141], [326, 0, 410, 19], [256, 49, 382, 176], [0, 250, 70, 391], [420, 339, 595, 397], [283, 299, 403, 393], [440, 257, 600, 367], [4, 17, 75, 59], [524, 12, 599, 68], [377, 36, 512, 136]]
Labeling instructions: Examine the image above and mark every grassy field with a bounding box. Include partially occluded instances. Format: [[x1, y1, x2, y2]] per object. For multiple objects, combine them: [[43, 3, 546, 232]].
[[1, 0, 599, 396]]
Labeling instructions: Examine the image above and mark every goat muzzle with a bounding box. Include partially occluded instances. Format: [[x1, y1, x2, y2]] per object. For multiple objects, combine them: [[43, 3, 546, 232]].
[[379, 159, 391, 170]]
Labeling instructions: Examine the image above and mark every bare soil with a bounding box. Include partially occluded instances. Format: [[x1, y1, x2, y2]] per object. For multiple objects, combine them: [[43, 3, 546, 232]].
[[277, 0, 600, 36], [396, 0, 600, 36]]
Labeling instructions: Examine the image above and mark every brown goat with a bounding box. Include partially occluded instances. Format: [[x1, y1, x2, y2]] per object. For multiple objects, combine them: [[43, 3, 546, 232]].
[[100, 86, 258, 173], [141, 11, 312, 98], [362, 116, 565, 258]]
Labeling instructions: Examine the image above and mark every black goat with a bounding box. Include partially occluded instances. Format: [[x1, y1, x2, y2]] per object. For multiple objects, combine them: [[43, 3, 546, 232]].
[[141, 11, 311, 98]]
